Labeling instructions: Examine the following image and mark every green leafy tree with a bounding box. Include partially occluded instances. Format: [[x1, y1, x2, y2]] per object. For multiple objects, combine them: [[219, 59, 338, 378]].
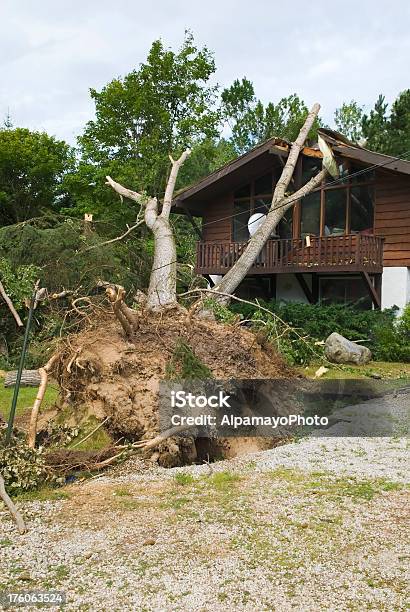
[[361, 94, 390, 153], [79, 32, 220, 199], [0, 127, 74, 225], [385, 89, 410, 156], [221, 79, 320, 153], [334, 101, 364, 142]]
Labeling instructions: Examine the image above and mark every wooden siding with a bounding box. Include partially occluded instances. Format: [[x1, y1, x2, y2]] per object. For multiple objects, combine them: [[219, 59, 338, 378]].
[[375, 173, 410, 266], [201, 194, 233, 242]]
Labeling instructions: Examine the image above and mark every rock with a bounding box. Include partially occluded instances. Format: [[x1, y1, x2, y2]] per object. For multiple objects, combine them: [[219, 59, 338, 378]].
[[324, 332, 372, 365], [143, 538, 156, 546]]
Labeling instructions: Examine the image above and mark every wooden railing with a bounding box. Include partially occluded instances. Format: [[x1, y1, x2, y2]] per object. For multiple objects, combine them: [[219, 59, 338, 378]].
[[196, 234, 384, 275]]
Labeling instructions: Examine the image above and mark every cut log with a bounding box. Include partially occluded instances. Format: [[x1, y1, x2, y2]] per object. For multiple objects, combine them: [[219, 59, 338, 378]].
[[4, 370, 42, 388]]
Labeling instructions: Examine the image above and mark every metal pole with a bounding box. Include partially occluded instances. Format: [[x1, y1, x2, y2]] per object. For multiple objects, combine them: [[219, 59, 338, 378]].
[[5, 282, 39, 445]]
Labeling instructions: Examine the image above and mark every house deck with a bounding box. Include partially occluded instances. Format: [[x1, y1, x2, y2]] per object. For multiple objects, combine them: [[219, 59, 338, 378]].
[[196, 234, 384, 275]]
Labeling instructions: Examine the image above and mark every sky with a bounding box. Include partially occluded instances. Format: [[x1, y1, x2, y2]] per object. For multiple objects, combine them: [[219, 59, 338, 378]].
[[1, 0, 410, 145]]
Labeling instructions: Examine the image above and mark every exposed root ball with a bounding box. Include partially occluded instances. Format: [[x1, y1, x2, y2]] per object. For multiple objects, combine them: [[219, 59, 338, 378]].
[[55, 311, 293, 466]]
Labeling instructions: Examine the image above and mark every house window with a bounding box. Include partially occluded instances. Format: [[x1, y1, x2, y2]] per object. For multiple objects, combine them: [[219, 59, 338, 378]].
[[319, 276, 372, 309], [324, 188, 347, 236], [297, 157, 375, 238], [301, 192, 321, 237], [232, 174, 274, 240], [350, 184, 374, 233], [232, 200, 251, 241]]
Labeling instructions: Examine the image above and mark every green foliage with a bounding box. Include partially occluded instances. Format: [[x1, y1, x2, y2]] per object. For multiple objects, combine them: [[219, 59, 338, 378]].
[[334, 101, 364, 142], [361, 90, 410, 156], [166, 339, 212, 381], [0, 438, 57, 494], [221, 79, 321, 154], [0, 218, 147, 294], [203, 297, 237, 324], [79, 32, 219, 198], [0, 127, 74, 225], [0, 257, 41, 311], [229, 301, 404, 364], [373, 304, 410, 362]]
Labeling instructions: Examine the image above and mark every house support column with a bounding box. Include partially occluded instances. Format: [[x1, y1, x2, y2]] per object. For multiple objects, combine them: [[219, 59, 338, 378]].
[[361, 272, 381, 309]]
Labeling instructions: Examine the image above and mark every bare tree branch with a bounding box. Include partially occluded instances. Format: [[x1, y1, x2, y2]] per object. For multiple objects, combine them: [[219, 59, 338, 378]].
[[82, 220, 144, 252], [0, 474, 27, 534], [161, 149, 191, 219], [0, 280, 23, 327]]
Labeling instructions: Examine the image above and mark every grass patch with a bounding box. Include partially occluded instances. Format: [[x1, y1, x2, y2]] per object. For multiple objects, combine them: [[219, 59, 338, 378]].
[[206, 471, 241, 490], [174, 472, 195, 486], [0, 379, 58, 421], [67, 416, 112, 451], [14, 487, 71, 502], [301, 361, 410, 381]]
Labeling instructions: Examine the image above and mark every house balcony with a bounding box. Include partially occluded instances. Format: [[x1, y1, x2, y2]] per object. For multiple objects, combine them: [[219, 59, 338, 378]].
[[195, 234, 384, 276]]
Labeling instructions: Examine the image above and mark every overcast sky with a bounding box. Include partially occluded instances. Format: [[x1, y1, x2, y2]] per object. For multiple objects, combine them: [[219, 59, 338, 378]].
[[1, 0, 409, 144]]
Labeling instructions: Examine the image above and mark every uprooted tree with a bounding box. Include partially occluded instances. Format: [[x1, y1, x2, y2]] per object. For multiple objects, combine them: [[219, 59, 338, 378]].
[[105, 102, 334, 310]]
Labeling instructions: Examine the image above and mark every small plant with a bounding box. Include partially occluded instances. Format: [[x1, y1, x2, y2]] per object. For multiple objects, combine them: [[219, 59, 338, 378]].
[[0, 437, 59, 494], [174, 472, 195, 486], [166, 339, 212, 381], [203, 297, 237, 324]]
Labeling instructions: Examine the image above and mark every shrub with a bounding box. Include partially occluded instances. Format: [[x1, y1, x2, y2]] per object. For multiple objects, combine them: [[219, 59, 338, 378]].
[[229, 300, 408, 364], [0, 438, 58, 494], [373, 304, 410, 362]]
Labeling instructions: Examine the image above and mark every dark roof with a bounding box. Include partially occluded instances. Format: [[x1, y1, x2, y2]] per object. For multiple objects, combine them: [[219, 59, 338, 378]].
[[173, 129, 410, 211]]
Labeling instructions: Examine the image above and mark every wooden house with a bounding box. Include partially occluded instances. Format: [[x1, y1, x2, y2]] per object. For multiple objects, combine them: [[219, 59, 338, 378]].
[[173, 129, 410, 310]]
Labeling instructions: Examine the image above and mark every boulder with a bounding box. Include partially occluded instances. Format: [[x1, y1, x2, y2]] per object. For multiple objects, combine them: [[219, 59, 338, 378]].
[[324, 332, 372, 365]]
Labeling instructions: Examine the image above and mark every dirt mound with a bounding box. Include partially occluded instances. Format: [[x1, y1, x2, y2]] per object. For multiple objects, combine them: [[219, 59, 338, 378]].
[[54, 310, 293, 466]]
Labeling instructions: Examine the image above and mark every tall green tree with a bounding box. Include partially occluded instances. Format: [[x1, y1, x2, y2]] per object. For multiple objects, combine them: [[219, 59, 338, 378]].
[[0, 127, 74, 225], [79, 32, 220, 199], [221, 78, 320, 153], [334, 101, 364, 143], [361, 94, 390, 153]]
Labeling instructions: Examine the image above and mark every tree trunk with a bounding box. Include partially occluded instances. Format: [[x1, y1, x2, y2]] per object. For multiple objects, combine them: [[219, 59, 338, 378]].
[[106, 149, 190, 313], [212, 103, 329, 300], [146, 216, 177, 310]]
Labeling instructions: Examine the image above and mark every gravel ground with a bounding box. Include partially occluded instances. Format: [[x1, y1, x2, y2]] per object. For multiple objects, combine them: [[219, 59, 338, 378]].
[[0, 393, 409, 611]]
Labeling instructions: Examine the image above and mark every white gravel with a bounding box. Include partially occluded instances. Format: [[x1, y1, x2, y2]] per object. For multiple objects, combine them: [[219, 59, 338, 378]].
[[0, 392, 409, 611]]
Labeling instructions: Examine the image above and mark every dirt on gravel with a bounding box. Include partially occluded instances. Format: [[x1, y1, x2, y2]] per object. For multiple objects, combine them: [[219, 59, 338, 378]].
[[52, 311, 293, 466]]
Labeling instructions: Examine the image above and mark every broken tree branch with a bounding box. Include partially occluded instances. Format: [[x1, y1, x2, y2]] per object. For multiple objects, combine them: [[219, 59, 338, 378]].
[[0, 474, 27, 534], [70, 416, 110, 449], [0, 280, 23, 327], [131, 424, 195, 451], [161, 149, 191, 219], [82, 219, 144, 252]]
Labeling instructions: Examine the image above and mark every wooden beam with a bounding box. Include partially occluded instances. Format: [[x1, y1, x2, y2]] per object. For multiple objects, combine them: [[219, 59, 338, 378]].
[[182, 204, 202, 239], [295, 273, 314, 304], [361, 271, 381, 309]]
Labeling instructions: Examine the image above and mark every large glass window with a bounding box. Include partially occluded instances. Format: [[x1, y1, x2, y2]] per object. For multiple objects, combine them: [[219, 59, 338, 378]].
[[232, 201, 251, 241], [232, 174, 274, 241], [278, 209, 293, 239], [301, 192, 321, 236], [325, 189, 347, 235], [350, 185, 374, 233]]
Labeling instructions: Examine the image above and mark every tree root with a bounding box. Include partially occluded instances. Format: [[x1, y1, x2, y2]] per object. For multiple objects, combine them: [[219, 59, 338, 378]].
[[27, 354, 59, 449]]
